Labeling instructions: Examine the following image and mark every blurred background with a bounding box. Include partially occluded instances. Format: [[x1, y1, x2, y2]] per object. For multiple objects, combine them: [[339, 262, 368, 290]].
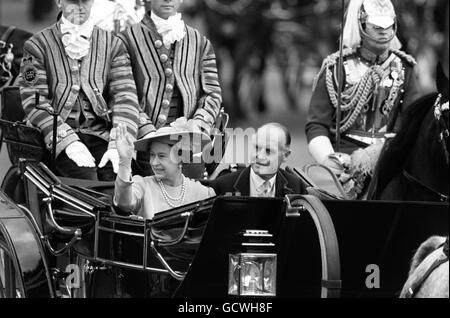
[[0, 0, 448, 169]]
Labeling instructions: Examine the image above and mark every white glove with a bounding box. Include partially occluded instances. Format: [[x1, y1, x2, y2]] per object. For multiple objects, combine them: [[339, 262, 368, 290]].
[[322, 153, 352, 177], [65, 141, 96, 168], [308, 136, 335, 164], [99, 149, 120, 173]]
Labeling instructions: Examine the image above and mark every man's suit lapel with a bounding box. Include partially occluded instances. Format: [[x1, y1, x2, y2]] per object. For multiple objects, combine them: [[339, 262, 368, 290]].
[[276, 169, 294, 197], [233, 166, 251, 196]]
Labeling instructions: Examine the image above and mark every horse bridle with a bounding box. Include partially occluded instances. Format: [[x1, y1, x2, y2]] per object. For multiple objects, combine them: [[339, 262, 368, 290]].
[[402, 94, 449, 203], [434, 95, 450, 164], [404, 237, 449, 298]]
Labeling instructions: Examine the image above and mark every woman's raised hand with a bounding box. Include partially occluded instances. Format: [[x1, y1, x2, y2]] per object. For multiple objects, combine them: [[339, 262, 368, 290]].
[[116, 123, 135, 164]]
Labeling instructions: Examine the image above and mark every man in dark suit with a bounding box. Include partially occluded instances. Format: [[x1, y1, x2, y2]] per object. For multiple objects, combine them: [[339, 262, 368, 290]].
[[210, 123, 307, 197]]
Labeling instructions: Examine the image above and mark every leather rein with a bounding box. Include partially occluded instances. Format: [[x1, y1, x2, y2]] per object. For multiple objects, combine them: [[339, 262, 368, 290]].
[[402, 95, 449, 203], [404, 237, 449, 298]]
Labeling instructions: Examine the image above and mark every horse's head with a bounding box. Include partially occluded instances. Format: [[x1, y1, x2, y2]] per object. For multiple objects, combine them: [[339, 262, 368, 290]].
[[400, 236, 449, 298]]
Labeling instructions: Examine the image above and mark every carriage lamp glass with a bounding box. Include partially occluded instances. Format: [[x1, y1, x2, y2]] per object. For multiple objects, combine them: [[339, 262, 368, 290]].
[[228, 230, 277, 297], [228, 253, 277, 296]]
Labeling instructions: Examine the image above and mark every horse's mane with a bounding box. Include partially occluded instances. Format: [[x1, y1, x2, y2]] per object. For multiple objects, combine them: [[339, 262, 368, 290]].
[[374, 93, 439, 196]]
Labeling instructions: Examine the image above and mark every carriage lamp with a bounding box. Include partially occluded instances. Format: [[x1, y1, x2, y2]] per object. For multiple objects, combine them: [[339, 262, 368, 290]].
[[228, 230, 277, 297]]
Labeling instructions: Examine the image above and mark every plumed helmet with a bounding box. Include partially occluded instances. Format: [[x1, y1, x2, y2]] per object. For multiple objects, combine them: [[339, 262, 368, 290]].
[[360, 0, 396, 29], [343, 0, 401, 49]]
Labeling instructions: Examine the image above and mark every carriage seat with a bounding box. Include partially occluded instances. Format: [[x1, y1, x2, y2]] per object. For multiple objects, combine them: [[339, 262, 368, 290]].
[[0, 86, 47, 164]]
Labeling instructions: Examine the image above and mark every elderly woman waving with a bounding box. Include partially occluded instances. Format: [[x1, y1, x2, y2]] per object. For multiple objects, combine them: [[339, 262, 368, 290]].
[[114, 118, 216, 219]]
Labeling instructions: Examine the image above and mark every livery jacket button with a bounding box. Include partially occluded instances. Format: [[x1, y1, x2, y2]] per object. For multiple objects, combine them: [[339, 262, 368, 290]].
[[155, 40, 163, 49], [160, 54, 168, 63], [158, 114, 167, 124], [162, 99, 170, 108], [72, 84, 80, 92], [165, 68, 173, 77], [165, 84, 173, 92], [58, 130, 68, 139]]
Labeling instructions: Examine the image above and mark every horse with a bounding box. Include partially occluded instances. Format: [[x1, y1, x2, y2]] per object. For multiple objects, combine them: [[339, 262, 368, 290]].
[[367, 63, 449, 202], [400, 236, 449, 298]]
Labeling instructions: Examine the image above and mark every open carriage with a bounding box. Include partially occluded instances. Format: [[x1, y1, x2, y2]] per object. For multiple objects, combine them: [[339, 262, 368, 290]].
[[0, 84, 448, 299]]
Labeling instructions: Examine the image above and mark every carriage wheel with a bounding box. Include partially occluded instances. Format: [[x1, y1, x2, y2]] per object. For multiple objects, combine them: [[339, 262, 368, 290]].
[[0, 232, 25, 298]]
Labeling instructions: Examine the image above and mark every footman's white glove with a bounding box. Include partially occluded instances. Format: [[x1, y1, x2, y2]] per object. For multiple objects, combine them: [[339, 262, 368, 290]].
[[65, 141, 96, 168], [99, 149, 120, 173]]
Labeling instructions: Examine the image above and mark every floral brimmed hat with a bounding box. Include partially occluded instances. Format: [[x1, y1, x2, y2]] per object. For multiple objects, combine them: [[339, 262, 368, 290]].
[[134, 117, 211, 153]]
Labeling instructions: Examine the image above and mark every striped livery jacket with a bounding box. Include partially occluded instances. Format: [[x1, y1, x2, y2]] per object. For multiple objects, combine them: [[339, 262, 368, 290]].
[[118, 14, 222, 138], [19, 22, 140, 157]]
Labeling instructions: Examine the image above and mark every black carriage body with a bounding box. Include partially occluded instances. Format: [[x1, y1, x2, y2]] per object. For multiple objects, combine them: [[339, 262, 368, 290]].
[[174, 197, 448, 298], [0, 191, 53, 297], [322, 200, 448, 298], [0, 160, 449, 298]]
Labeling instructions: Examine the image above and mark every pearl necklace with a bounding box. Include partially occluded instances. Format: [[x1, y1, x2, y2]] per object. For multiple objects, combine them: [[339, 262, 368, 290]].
[[158, 177, 187, 208]]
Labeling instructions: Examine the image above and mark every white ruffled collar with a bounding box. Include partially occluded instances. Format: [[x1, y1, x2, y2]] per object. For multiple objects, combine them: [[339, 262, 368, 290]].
[[60, 16, 95, 60], [151, 11, 186, 48]]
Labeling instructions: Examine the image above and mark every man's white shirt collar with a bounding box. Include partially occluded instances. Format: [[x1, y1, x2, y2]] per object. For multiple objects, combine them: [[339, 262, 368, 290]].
[[250, 168, 276, 197]]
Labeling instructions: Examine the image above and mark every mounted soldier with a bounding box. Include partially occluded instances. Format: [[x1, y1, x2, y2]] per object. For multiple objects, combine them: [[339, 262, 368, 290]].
[[305, 0, 421, 199]]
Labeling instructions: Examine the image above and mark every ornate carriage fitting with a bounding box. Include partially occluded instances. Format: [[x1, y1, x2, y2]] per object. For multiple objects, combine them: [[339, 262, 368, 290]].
[[228, 230, 277, 297]]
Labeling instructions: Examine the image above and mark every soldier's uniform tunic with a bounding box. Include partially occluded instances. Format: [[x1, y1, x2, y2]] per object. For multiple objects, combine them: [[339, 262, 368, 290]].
[[306, 46, 421, 154]]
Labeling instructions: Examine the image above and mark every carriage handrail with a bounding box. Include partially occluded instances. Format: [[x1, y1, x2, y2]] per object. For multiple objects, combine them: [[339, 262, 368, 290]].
[[149, 212, 193, 247], [22, 161, 109, 216], [23, 166, 97, 217], [284, 194, 306, 217], [150, 241, 186, 281], [80, 256, 177, 276], [51, 187, 97, 217], [43, 233, 81, 257], [285, 195, 341, 298], [42, 196, 82, 237]]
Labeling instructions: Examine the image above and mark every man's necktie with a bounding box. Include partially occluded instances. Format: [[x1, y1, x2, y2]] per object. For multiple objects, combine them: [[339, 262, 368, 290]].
[[260, 180, 271, 197]]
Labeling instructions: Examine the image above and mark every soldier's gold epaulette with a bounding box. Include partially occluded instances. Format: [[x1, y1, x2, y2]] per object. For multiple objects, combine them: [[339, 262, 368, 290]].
[[312, 48, 358, 91], [390, 49, 417, 66], [322, 47, 358, 67]]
